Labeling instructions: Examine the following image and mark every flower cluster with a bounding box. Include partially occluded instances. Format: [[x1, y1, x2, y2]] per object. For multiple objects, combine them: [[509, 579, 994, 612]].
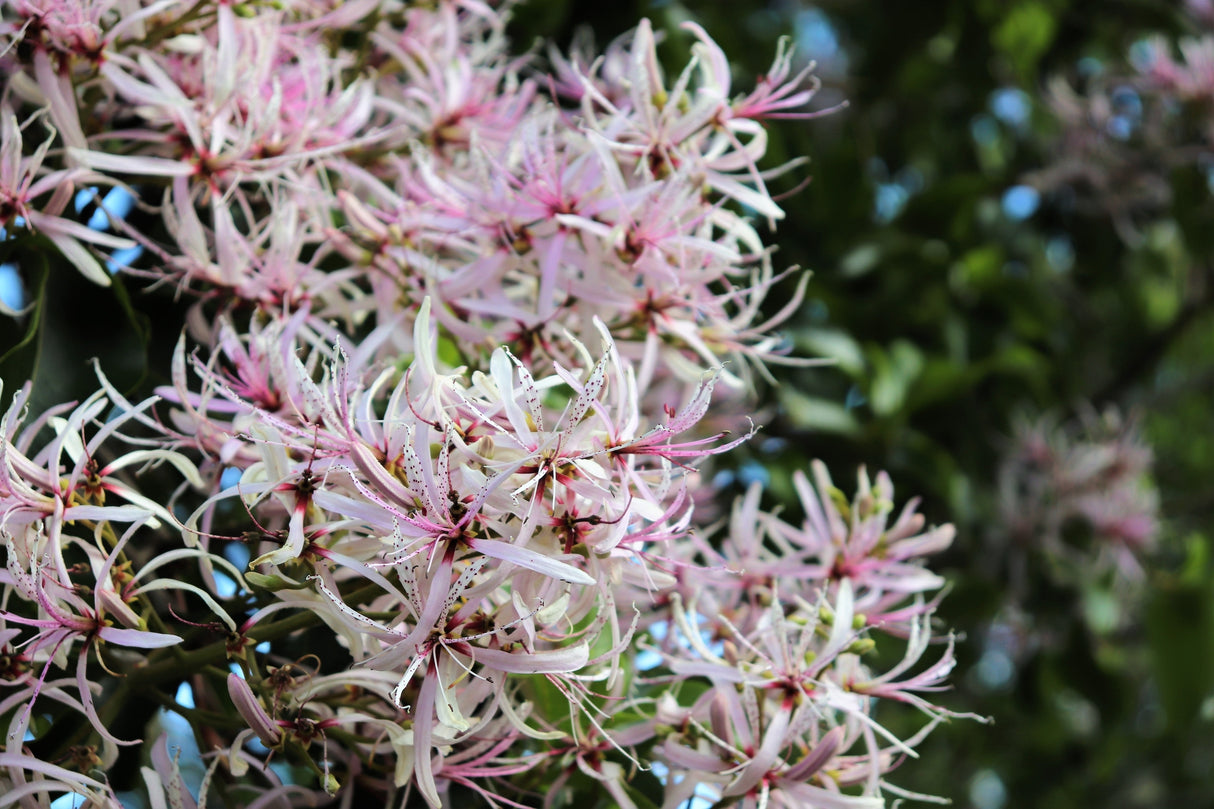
[[626, 464, 972, 809], [999, 408, 1159, 583], [0, 2, 972, 807], [1028, 0, 1214, 237]]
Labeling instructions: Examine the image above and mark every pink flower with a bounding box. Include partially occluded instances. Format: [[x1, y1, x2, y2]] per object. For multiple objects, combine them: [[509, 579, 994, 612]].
[[2, 518, 183, 746], [764, 462, 955, 628], [998, 409, 1159, 582], [0, 105, 134, 290]]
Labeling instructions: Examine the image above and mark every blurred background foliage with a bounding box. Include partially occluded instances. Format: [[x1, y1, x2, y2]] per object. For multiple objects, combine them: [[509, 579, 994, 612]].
[[3, 0, 1213, 806]]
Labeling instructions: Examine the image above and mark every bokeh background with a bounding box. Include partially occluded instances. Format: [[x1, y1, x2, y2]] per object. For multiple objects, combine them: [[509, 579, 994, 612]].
[[3, 1, 1212, 807]]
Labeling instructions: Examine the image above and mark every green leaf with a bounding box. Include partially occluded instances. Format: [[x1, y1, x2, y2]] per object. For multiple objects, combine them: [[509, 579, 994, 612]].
[[1146, 537, 1214, 732], [622, 780, 662, 809], [993, 2, 1058, 79], [518, 672, 574, 734], [950, 245, 1003, 293], [0, 253, 48, 380], [105, 270, 152, 395], [795, 327, 865, 375], [840, 243, 881, 278], [245, 572, 310, 591], [778, 388, 860, 436], [869, 340, 924, 417]]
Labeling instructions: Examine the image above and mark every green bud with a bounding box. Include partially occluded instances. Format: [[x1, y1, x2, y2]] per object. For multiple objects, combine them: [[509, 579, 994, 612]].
[[826, 487, 851, 521], [246, 571, 308, 591], [847, 638, 876, 655]]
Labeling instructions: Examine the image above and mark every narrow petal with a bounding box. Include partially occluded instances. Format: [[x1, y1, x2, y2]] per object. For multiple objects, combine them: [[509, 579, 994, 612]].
[[466, 537, 594, 585], [98, 627, 183, 648]]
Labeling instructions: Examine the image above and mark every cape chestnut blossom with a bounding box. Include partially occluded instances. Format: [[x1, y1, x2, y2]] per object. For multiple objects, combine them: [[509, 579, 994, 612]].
[[322, 15, 822, 395], [659, 462, 955, 641], [0, 669, 127, 807], [998, 409, 1159, 582], [162, 298, 760, 806], [71, 3, 382, 188], [610, 459, 976, 808], [0, 104, 133, 291], [767, 462, 956, 628], [1, 519, 184, 746], [1136, 32, 1214, 106], [1029, 0, 1214, 237], [638, 577, 972, 808], [0, 3, 976, 807], [0, 378, 237, 753]]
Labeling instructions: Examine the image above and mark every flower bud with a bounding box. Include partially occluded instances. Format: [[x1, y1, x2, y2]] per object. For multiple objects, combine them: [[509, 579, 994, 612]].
[[227, 673, 282, 747]]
